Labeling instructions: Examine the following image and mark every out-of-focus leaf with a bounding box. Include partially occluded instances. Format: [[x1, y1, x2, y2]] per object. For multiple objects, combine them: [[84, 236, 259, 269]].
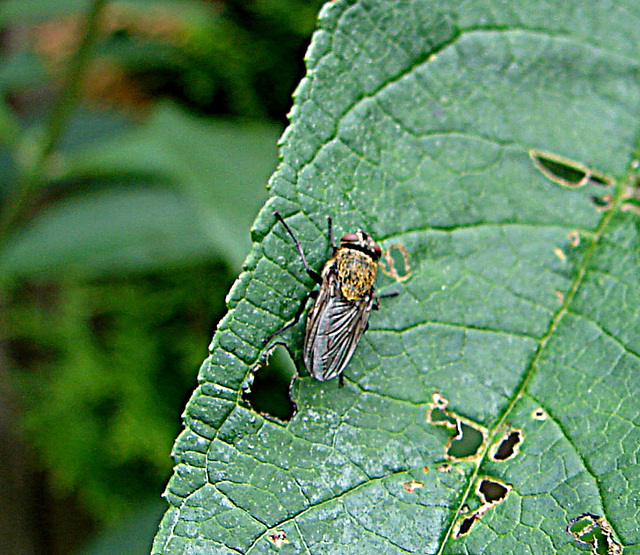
[[0, 0, 211, 25], [79, 501, 165, 555], [0, 49, 47, 92], [152, 0, 640, 553], [9, 262, 230, 524], [0, 105, 279, 280], [0, 187, 214, 279], [0, 0, 92, 24], [56, 106, 134, 152], [0, 101, 20, 149], [58, 103, 281, 270]]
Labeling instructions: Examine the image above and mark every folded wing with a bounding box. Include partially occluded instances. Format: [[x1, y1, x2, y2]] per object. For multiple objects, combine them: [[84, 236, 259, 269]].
[[303, 274, 374, 381]]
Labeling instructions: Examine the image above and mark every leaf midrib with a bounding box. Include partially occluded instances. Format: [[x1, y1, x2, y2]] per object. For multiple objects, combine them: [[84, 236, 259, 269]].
[[435, 173, 630, 554]]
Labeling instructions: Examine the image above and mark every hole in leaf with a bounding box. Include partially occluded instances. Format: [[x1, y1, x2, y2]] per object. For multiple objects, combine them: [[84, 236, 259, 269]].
[[245, 345, 296, 421], [455, 514, 477, 537], [530, 150, 614, 188], [491, 429, 522, 461], [534, 154, 587, 186], [478, 478, 509, 503], [454, 478, 511, 538], [447, 422, 484, 459], [532, 407, 547, 421], [428, 407, 457, 428], [427, 393, 487, 460], [567, 513, 621, 555], [591, 194, 613, 210], [589, 173, 610, 186], [431, 392, 448, 409]]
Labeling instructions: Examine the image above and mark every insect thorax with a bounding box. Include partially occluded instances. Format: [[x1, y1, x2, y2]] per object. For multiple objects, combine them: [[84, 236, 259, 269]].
[[334, 247, 377, 301]]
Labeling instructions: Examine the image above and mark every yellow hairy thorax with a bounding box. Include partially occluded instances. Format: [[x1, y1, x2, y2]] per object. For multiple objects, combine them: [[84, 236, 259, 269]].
[[334, 248, 377, 301]]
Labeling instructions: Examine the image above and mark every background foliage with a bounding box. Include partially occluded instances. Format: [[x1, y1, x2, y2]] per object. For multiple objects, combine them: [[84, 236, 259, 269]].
[[0, 0, 321, 553]]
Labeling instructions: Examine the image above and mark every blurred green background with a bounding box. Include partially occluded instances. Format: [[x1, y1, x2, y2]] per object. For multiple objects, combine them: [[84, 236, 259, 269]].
[[0, 0, 321, 553]]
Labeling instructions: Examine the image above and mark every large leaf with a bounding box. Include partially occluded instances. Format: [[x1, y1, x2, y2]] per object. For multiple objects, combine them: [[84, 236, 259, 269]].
[[153, 1, 640, 553]]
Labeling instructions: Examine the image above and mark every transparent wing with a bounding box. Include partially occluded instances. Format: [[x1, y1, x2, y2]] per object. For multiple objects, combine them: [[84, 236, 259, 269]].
[[303, 275, 373, 381]]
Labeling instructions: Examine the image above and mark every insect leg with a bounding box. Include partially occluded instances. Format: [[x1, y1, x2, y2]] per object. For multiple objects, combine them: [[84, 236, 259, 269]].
[[327, 216, 335, 251], [263, 289, 317, 343], [373, 290, 400, 310], [274, 211, 322, 285]]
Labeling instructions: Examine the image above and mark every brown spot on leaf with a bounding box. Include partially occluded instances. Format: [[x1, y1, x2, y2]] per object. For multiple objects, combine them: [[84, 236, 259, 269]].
[[268, 530, 289, 548], [568, 230, 580, 247], [379, 243, 412, 282], [553, 247, 567, 262], [402, 480, 424, 493], [620, 201, 640, 215]]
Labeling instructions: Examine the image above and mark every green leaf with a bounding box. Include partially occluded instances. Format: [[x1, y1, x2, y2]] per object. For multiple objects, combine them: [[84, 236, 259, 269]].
[[0, 48, 47, 94], [81, 501, 166, 555], [0, 105, 279, 280], [0, 186, 215, 279], [0, 0, 92, 24], [0, 0, 208, 25], [57, 104, 280, 271], [0, 100, 20, 149], [154, 1, 640, 553]]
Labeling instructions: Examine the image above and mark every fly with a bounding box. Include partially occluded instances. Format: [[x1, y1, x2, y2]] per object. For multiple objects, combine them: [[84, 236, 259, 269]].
[[266, 211, 396, 385]]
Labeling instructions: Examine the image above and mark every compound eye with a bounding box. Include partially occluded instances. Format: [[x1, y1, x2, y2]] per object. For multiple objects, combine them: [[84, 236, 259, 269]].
[[372, 242, 382, 257], [340, 233, 359, 243]]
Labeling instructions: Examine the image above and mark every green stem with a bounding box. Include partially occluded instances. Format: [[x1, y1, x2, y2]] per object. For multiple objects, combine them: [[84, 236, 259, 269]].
[[0, 0, 109, 247]]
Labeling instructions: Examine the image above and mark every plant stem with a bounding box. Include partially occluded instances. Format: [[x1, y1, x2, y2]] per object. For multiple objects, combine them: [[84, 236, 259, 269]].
[[0, 0, 109, 248]]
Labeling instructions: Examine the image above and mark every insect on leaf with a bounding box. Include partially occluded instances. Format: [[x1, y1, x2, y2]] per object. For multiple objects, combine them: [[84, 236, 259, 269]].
[[154, 1, 640, 553]]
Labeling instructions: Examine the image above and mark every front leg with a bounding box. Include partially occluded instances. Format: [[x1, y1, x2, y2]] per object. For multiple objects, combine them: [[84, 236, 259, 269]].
[[373, 289, 400, 310], [274, 211, 323, 284], [264, 289, 318, 343]]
